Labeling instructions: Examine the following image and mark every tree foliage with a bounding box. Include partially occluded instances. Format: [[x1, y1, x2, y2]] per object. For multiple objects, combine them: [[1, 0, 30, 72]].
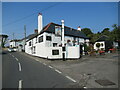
[[81, 28, 93, 36], [0, 34, 8, 48], [82, 24, 119, 44]]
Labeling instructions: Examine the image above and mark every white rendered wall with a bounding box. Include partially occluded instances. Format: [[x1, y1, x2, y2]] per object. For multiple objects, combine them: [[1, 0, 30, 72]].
[[66, 46, 80, 59], [44, 32, 61, 47], [94, 41, 105, 50], [25, 32, 86, 59], [10, 41, 16, 48], [46, 47, 62, 59]]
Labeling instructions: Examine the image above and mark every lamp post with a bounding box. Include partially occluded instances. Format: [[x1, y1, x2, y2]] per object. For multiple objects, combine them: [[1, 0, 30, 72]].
[[61, 20, 65, 61]]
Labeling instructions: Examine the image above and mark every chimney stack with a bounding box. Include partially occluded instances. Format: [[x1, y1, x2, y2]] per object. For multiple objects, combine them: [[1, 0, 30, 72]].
[[34, 29, 38, 34], [77, 26, 81, 31], [38, 13, 43, 33]]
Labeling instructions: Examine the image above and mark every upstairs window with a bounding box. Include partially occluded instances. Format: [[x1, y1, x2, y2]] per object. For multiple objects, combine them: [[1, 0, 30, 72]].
[[46, 36, 52, 41], [38, 36, 43, 43], [29, 41, 31, 46]]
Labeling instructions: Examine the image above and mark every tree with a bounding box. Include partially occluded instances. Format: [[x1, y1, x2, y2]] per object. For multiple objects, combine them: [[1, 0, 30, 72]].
[[110, 24, 120, 41], [112, 24, 117, 29], [0, 34, 8, 48], [101, 28, 110, 36], [81, 28, 93, 36]]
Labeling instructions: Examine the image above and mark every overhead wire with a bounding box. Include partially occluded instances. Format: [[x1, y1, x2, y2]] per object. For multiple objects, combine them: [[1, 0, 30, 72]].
[[2, 2, 62, 27]]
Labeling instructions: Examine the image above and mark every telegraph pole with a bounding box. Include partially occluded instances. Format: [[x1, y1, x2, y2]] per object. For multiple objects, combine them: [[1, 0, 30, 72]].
[[24, 25, 26, 51], [24, 25, 26, 44], [12, 33, 14, 40]]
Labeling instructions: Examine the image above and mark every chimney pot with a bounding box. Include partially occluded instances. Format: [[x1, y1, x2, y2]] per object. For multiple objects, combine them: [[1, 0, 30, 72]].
[[77, 26, 81, 31], [38, 13, 42, 15], [34, 29, 38, 34]]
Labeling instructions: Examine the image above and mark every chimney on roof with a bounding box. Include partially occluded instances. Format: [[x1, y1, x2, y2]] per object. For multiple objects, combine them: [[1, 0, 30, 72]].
[[77, 26, 81, 31], [34, 29, 38, 34], [38, 13, 43, 33]]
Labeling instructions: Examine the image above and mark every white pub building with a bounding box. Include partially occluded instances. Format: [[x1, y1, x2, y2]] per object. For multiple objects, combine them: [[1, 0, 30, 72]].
[[25, 13, 89, 60]]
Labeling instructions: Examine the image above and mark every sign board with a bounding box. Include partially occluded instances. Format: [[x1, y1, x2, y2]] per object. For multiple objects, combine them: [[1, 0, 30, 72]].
[[55, 26, 61, 36]]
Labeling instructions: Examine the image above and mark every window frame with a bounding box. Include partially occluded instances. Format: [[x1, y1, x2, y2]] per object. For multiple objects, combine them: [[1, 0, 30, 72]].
[[29, 41, 31, 46], [52, 50, 59, 55], [46, 36, 52, 41], [38, 36, 43, 43]]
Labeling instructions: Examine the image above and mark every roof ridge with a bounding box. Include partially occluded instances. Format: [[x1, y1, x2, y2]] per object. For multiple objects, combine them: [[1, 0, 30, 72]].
[[44, 22, 52, 31], [51, 22, 80, 31]]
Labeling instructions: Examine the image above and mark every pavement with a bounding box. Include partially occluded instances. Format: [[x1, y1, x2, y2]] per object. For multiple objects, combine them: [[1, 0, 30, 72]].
[[19, 51, 119, 89]]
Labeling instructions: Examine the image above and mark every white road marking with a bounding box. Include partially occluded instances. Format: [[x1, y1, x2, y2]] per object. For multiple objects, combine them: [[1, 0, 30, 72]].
[[12, 55, 14, 57], [35, 59, 39, 62], [43, 63, 47, 65], [18, 80, 22, 89], [55, 69, 62, 74], [15, 57, 19, 61], [48, 66, 53, 69], [18, 63, 22, 71], [66, 76, 76, 83]]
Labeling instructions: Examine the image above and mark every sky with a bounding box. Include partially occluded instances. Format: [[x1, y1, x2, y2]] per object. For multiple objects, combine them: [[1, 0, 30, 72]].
[[2, 2, 118, 40]]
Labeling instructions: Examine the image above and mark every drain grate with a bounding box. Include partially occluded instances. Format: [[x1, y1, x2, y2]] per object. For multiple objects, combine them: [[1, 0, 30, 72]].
[[95, 79, 116, 86]]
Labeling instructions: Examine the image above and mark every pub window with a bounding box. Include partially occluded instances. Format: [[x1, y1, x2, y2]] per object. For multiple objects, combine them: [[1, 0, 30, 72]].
[[29, 41, 31, 46], [38, 36, 43, 43], [53, 43, 57, 47], [52, 50, 59, 55], [46, 36, 51, 41]]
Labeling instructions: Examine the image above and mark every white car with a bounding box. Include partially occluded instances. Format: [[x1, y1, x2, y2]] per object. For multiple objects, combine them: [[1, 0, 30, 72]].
[[13, 48, 17, 51], [8, 48, 14, 52]]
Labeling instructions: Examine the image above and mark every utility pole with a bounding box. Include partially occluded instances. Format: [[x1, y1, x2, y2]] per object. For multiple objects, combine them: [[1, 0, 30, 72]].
[[12, 33, 14, 40], [24, 25, 26, 44], [24, 25, 26, 51]]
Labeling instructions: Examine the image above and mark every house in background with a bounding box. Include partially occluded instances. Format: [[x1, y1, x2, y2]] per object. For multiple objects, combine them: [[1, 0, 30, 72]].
[[25, 13, 89, 59], [9, 33, 37, 52], [17, 33, 37, 52], [94, 35, 118, 52], [9, 39, 20, 48]]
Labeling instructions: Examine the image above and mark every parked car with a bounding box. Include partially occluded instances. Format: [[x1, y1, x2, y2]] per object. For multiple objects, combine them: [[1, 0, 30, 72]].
[[8, 48, 14, 52], [13, 48, 17, 51]]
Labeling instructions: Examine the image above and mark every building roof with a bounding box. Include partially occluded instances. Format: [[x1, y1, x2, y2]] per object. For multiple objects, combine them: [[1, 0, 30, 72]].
[[95, 35, 109, 42], [27, 22, 89, 41], [24, 34, 37, 40], [10, 39, 21, 42]]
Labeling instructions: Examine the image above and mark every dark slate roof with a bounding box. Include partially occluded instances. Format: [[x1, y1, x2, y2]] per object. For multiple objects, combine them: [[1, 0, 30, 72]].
[[10, 39, 21, 42], [96, 35, 109, 42], [22, 34, 38, 41], [41, 22, 89, 39], [27, 22, 89, 41]]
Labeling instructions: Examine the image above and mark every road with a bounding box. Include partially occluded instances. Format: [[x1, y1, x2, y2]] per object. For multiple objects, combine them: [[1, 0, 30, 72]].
[[2, 50, 75, 88]]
